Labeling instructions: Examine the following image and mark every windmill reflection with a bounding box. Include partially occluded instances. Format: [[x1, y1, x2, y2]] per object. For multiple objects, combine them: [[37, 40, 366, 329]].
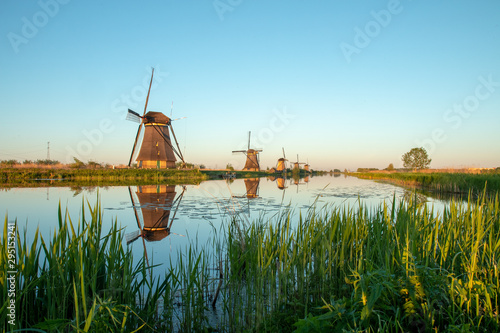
[[267, 174, 287, 190], [244, 178, 260, 199], [127, 184, 186, 245], [231, 178, 260, 217], [291, 174, 307, 193], [276, 177, 287, 190]]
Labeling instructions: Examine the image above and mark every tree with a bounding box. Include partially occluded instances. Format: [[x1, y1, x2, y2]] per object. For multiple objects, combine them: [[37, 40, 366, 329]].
[[386, 163, 394, 171], [70, 157, 85, 169], [401, 147, 431, 170]]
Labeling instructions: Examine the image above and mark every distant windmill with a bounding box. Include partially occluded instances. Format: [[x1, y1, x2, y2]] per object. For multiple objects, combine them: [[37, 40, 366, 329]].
[[126, 68, 186, 168], [232, 131, 262, 171], [304, 159, 311, 173], [293, 154, 305, 170], [276, 147, 288, 173]]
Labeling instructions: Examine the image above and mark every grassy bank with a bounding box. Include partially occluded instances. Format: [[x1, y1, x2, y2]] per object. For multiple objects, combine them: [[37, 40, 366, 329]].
[[200, 169, 270, 179], [351, 171, 500, 196], [2, 192, 499, 332], [199, 169, 320, 180], [0, 167, 208, 184]]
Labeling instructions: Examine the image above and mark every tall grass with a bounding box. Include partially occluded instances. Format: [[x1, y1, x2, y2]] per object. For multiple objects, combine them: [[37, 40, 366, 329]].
[[221, 191, 500, 332], [0, 200, 170, 332], [2, 191, 499, 332], [352, 171, 500, 195]]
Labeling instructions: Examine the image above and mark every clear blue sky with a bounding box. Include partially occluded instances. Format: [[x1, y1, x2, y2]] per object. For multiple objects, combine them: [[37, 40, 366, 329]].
[[1, 0, 499, 170]]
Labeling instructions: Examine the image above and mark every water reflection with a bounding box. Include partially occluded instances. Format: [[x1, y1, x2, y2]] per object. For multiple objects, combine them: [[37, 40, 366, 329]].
[[243, 178, 260, 199], [0, 175, 454, 282], [126, 185, 186, 244], [291, 174, 307, 193]]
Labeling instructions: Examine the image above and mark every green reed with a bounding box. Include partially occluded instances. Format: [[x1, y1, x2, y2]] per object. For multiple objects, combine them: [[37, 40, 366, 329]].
[[2, 190, 499, 332], [353, 171, 500, 195], [0, 200, 167, 332], [222, 191, 500, 332]]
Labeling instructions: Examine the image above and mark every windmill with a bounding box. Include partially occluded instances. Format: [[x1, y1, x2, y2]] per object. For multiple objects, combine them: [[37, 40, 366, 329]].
[[232, 131, 262, 171], [293, 154, 305, 171], [126, 185, 186, 245], [276, 147, 288, 173], [126, 68, 186, 169], [304, 159, 311, 173]]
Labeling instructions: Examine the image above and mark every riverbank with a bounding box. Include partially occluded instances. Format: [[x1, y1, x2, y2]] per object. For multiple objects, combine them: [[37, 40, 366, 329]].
[[349, 170, 500, 195], [0, 167, 208, 183], [200, 169, 317, 179]]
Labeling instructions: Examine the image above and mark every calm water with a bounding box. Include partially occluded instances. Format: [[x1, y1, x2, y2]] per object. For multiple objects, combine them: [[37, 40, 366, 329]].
[[1, 175, 447, 270]]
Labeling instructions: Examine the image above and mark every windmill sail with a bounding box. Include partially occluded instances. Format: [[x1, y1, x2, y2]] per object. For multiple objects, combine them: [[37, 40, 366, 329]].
[[129, 68, 155, 166], [126, 109, 142, 123], [126, 68, 187, 168]]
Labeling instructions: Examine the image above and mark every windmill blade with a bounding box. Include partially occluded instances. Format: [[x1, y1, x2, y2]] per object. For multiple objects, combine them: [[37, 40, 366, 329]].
[[169, 122, 186, 164], [128, 68, 154, 167], [282, 147, 286, 160], [126, 109, 142, 123], [142, 68, 154, 116], [232, 150, 247, 153], [128, 186, 143, 230], [128, 123, 143, 167], [247, 131, 251, 150], [171, 116, 187, 122], [168, 186, 186, 229], [126, 230, 142, 245]]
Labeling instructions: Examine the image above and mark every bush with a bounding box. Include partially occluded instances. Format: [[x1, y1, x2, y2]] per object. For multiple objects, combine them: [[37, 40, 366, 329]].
[[0, 159, 19, 167], [35, 159, 59, 166], [70, 157, 85, 169]]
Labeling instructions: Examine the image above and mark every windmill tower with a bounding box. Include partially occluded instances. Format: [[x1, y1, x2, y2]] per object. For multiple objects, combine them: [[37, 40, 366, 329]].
[[276, 147, 288, 172], [232, 131, 262, 171], [293, 154, 305, 171], [304, 159, 310, 173], [126, 68, 186, 169]]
